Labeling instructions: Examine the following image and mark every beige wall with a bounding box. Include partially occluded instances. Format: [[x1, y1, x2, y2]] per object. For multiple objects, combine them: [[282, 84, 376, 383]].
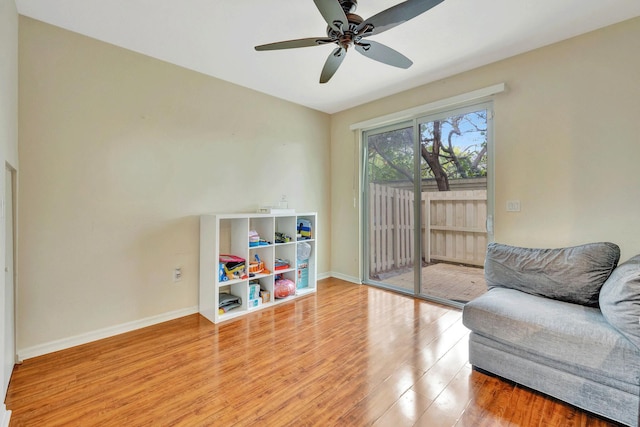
[[0, 0, 18, 404], [18, 17, 331, 350], [331, 17, 640, 279], [1, 1, 18, 168]]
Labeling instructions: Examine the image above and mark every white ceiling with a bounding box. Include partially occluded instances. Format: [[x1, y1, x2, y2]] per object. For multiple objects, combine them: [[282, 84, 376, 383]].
[[15, 0, 640, 114]]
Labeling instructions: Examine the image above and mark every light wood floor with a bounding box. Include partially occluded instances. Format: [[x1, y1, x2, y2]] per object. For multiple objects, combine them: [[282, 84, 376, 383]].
[[6, 278, 621, 426]]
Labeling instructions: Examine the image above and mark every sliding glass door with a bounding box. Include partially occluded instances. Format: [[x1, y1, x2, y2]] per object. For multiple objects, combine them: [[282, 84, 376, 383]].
[[363, 102, 493, 306], [364, 121, 419, 295]]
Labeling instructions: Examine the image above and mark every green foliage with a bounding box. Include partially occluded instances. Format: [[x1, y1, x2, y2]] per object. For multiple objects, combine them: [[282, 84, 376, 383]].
[[367, 127, 414, 182], [367, 110, 488, 188]]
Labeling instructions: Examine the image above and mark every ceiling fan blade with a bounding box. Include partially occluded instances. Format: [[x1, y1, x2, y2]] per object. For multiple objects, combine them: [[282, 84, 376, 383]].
[[355, 41, 413, 68], [313, 0, 349, 33], [356, 0, 444, 37], [255, 37, 334, 51], [320, 47, 347, 83]]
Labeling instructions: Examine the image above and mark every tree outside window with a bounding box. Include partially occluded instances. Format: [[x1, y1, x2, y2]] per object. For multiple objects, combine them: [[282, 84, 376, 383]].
[[367, 110, 487, 191]]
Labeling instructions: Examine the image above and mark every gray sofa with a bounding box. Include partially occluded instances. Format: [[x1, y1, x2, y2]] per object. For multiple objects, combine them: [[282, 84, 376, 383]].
[[463, 242, 640, 426]]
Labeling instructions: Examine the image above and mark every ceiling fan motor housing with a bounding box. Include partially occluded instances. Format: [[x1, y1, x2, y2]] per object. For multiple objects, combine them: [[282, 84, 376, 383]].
[[326, 11, 364, 49]]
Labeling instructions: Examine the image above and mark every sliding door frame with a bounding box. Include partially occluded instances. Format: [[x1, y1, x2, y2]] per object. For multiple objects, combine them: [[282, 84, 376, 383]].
[[361, 99, 496, 306]]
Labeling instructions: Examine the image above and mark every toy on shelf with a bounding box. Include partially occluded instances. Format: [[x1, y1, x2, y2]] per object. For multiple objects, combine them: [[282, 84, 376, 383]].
[[297, 219, 312, 240], [274, 277, 295, 299], [297, 242, 312, 289], [219, 254, 247, 281], [250, 230, 271, 247], [218, 292, 241, 314], [249, 254, 265, 275], [274, 258, 290, 271], [247, 281, 262, 308], [260, 289, 270, 303], [275, 232, 292, 243], [249, 230, 260, 247]]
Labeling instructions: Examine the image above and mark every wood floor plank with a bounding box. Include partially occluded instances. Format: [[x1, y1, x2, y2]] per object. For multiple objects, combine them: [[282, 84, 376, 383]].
[[414, 365, 479, 427], [336, 363, 429, 426], [5, 278, 624, 426], [373, 389, 433, 427], [456, 373, 516, 427]]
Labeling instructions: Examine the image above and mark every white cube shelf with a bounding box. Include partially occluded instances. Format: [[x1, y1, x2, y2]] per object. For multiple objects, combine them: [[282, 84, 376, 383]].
[[199, 212, 317, 323]]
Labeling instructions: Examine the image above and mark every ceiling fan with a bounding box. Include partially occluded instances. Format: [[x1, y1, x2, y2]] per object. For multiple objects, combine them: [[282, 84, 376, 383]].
[[254, 0, 445, 83]]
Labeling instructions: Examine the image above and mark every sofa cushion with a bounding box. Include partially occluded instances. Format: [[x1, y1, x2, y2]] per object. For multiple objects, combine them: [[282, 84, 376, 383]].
[[485, 242, 620, 306], [599, 254, 640, 350], [463, 287, 640, 390]]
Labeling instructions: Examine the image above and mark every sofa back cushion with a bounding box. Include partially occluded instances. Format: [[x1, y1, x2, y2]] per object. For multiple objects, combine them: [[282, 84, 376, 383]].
[[599, 254, 640, 350], [485, 242, 620, 306]]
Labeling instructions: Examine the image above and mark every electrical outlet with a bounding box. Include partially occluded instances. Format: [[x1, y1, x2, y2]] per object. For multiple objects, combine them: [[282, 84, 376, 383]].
[[173, 267, 182, 282]]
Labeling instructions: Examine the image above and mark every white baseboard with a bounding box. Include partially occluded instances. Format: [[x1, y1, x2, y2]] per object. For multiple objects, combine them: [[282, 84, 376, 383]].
[[17, 275, 360, 361], [0, 404, 10, 427], [328, 272, 361, 284], [17, 306, 199, 361]]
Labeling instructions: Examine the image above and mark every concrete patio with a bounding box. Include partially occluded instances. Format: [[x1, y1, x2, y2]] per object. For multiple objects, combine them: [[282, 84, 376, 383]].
[[378, 262, 487, 303]]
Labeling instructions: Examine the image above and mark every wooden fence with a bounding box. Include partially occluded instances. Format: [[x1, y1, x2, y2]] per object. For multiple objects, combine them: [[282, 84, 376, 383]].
[[369, 183, 487, 276]]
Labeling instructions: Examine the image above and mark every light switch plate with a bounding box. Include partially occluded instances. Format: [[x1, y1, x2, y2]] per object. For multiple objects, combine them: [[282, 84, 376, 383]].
[[506, 200, 521, 212]]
